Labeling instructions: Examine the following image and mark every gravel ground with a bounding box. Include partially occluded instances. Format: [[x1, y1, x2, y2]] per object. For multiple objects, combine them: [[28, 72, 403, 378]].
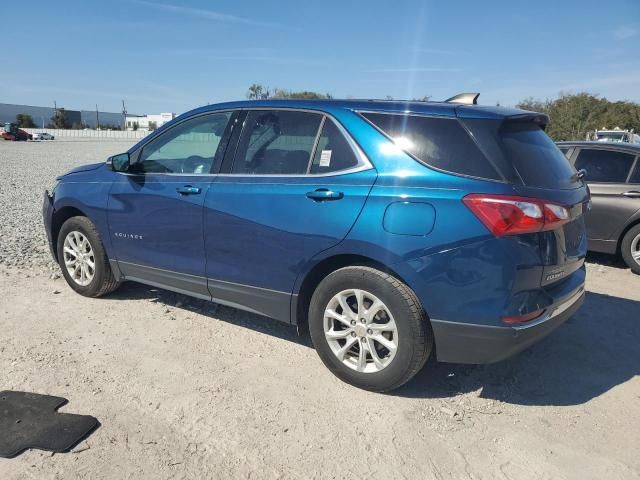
[[1, 140, 639, 479], [0, 139, 135, 271]]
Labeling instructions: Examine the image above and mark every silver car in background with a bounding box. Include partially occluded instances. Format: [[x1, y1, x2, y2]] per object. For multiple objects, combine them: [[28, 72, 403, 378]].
[[32, 132, 55, 140]]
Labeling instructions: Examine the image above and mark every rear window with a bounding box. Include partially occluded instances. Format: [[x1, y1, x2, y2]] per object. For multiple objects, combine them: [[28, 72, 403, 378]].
[[500, 123, 577, 189], [361, 112, 500, 180], [462, 118, 579, 189]]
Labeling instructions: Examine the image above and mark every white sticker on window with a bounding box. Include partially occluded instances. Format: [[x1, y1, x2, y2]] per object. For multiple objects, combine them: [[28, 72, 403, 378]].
[[319, 150, 332, 167]]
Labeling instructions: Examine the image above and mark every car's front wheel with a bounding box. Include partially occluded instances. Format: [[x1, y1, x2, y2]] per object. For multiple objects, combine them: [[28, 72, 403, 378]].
[[621, 224, 640, 275], [57, 216, 121, 297], [309, 266, 432, 392]]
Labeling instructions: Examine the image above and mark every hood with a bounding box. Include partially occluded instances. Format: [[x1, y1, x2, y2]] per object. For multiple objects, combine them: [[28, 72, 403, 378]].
[[57, 162, 104, 179]]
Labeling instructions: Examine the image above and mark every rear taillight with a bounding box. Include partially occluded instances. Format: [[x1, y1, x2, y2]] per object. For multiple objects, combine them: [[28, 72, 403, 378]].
[[463, 194, 570, 237]]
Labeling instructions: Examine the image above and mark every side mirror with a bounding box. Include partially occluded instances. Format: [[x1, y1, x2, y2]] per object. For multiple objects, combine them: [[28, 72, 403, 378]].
[[109, 153, 130, 172]]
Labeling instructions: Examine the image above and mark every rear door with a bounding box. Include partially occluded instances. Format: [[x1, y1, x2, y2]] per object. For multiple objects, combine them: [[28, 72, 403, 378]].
[[573, 147, 639, 241], [107, 111, 235, 296], [203, 109, 377, 322]]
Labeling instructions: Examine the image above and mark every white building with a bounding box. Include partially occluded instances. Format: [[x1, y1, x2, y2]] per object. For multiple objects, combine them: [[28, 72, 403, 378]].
[[125, 113, 176, 131]]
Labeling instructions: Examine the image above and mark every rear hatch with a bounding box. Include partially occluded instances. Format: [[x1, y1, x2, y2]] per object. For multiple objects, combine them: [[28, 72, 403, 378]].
[[459, 112, 589, 286]]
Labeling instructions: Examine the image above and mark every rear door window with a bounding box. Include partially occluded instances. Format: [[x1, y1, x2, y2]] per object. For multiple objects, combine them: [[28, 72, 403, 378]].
[[232, 110, 322, 175], [309, 119, 359, 174], [361, 112, 500, 180], [574, 149, 636, 183]]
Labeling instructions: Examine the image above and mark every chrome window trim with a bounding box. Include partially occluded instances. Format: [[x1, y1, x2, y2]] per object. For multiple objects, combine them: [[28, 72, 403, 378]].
[[113, 107, 374, 178]]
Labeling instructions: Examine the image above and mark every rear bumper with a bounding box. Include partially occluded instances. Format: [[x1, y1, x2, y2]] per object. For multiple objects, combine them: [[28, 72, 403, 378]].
[[431, 286, 585, 364], [42, 190, 56, 260]]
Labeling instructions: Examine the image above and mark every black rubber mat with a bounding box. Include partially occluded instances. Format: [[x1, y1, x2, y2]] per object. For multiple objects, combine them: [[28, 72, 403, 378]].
[[0, 391, 99, 458]]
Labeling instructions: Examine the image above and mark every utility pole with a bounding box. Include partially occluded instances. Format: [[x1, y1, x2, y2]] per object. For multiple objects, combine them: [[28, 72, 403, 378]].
[[96, 104, 100, 130], [122, 99, 127, 130]]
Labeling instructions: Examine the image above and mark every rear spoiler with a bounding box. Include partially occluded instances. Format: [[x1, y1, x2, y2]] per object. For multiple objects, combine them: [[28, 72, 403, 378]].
[[445, 92, 480, 105], [501, 112, 550, 130]]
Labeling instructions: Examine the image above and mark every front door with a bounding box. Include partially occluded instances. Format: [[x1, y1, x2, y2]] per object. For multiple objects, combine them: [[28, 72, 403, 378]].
[[107, 111, 234, 296], [203, 109, 377, 321]]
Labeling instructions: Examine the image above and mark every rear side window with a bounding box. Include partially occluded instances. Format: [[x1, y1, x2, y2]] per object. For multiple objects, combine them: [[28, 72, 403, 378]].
[[309, 120, 359, 174], [232, 110, 322, 175], [574, 149, 636, 183], [361, 112, 500, 180]]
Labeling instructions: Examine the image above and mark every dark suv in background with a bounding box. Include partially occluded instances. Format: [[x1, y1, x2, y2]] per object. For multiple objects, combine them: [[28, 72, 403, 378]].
[[557, 141, 640, 273]]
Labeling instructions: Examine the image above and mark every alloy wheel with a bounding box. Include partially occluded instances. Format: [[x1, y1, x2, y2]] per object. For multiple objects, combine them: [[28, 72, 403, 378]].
[[631, 233, 640, 266], [63, 231, 95, 286], [323, 289, 398, 373]]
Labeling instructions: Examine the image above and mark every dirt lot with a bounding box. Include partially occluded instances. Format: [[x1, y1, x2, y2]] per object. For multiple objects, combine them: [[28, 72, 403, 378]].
[[1, 140, 639, 479]]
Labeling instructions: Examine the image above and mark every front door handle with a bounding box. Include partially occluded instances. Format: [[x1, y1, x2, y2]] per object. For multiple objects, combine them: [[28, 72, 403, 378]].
[[621, 191, 640, 198], [176, 185, 201, 195], [306, 188, 344, 201]]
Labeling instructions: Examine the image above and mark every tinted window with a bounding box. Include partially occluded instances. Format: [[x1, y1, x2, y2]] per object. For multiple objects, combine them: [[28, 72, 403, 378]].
[[500, 123, 577, 188], [574, 149, 636, 182], [232, 110, 322, 175], [362, 112, 499, 180], [629, 161, 640, 184], [137, 112, 232, 174], [309, 120, 359, 174]]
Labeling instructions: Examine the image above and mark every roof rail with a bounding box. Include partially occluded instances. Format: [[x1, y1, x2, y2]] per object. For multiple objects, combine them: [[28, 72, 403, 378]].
[[444, 92, 480, 105]]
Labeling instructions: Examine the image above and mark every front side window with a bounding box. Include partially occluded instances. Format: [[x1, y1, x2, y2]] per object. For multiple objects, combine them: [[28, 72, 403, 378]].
[[135, 112, 233, 174], [574, 149, 636, 183], [232, 110, 322, 175]]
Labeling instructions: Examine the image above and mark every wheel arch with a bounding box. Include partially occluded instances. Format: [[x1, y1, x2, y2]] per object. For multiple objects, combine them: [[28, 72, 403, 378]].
[[294, 253, 424, 328], [617, 217, 640, 255], [51, 206, 89, 261]]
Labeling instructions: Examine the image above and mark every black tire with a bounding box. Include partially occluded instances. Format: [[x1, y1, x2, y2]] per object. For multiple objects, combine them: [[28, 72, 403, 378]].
[[621, 224, 640, 275], [308, 266, 432, 392], [56, 216, 120, 297]]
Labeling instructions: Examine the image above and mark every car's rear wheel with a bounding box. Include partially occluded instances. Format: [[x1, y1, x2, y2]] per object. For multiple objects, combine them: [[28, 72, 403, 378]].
[[621, 224, 640, 274], [57, 216, 120, 297], [308, 266, 432, 392]]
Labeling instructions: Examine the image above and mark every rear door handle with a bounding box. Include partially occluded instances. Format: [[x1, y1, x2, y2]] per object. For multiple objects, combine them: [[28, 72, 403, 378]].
[[306, 188, 344, 201], [621, 191, 640, 198], [176, 185, 201, 195]]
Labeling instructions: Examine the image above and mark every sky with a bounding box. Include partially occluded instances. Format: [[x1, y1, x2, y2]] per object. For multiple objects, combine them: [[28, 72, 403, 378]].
[[2, 0, 639, 115]]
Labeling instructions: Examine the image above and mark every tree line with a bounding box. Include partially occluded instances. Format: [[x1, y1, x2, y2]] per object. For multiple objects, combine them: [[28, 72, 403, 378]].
[[517, 93, 640, 141]]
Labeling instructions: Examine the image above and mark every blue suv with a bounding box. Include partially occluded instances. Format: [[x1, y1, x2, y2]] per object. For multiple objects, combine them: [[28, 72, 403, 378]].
[[43, 95, 588, 391]]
